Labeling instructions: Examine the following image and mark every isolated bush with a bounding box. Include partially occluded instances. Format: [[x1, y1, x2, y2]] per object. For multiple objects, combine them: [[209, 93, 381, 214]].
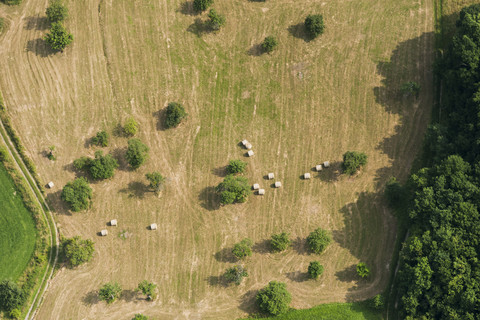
[[73, 156, 90, 170], [256, 281, 291, 316], [47, 145, 56, 160], [357, 262, 370, 278], [270, 232, 290, 252], [193, 0, 212, 12], [132, 315, 148, 320], [137, 280, 157, 301], [99, 282, 122, 304], [305, 14, 325, 39], [1, 0, 21, 5], [232, 238, 253, 259], [165, 102, 187, 129], [145, 172, 165, 194], [89, 151, 118, 180], [91, 130, 109, 147], [308, 261, 324, 279], [0, 280, 25, 312], [400, 81, 421, 98], [261, 36, 278, 53], [226, 159, 247, 174], [126, 138, 149, 169], [307, 228, 331, 254], [61, 177, 92, 211], [207, 9, 225, 31], [124, 117, 139, 136], [44, 22, 73, 51], [342, 151, 367, 175], [46, 0, 68, 23], [216, 174, 251, 204], [62, 236, 95, 267], [224, 265, 248, 285], [370, 294, 384, 310], [385, 176, 405, 208]]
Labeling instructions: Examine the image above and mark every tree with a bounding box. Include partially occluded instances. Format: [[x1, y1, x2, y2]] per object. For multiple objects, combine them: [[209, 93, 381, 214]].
[[342, 151, 368, 175], [0, 280, 25, 312], [44, 22, 73, 51], [232, 238, 253, 259], [137, 280, 157, 301], [206, 9, 226, 31], [308, 261, 324, 279], [164, 102, 187, 129], [99, 282, 122, 304], [270, 232, 290, 252], [224, 265, 248, 285], [124, 117, 139, 136], [62, 236, 95, 267], [46, 0, 68, 23], [261, 36, 278, 53], [256, 281, 291, 316], [89, 151, 118, 180], [61, 177, 92, 211], [145, 172, 165, 194], [47, 145, 56, 160], [226, 159, 247, 175], [73, 156, 91, 170], [216, 174, 251, 204], [91, 130, 109, 147], [126, 138, 149, 169], [9, 309, 21, 319], [400, 81, 421, 98], [357, 262, 370, 278], [193, 0, 212, 12], [306, 228, 331, 254], [370, 294, 384, 310], [132, 315, 149, 320], [305, 14, 325, 39]]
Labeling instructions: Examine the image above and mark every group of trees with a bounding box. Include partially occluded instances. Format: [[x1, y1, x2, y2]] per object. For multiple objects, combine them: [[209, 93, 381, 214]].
[[74, 151, 119, 180], [191, 0, 226, 32], [0, 280, 25, 316], [62, 236, 95, 267], [98, 280, 157, 304], [44, 0, 73, 51]]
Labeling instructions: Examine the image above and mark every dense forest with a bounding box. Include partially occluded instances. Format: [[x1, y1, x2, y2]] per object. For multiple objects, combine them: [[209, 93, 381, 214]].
[[395, 4, 480, 319]]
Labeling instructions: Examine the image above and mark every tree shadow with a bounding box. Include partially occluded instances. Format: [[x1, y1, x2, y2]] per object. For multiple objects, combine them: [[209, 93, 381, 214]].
[[24, 16, 48, 30], [285, 271, 309, 283], [153, 109, 167, 131], [119, 181, 149, 199], [198, 186, 220, 210], [26, 38, 54, 57], [292, 236, 308, 255], [45, 190, 71, 215], [112, 123, 127, 138], [178, 1, 199, 16], [214, 247, 237, 263], [119, 289, 140, 302], [247, 43, 263, 57], [287, 23, 311, 42], [316, 161, 342, 182], [82, 290, 100, 306], [112, 147, 129, 171], [187, 18, 208, 37], [238, 289, 259, 315], [252, 239, 271, 254], [206, 275, 228, 287], [211, 165, 227, 177], [335, 264, 358, 283]]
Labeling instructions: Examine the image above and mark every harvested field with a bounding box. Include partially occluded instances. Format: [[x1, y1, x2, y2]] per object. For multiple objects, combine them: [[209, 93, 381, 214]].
[[0, 0, 433, 318]]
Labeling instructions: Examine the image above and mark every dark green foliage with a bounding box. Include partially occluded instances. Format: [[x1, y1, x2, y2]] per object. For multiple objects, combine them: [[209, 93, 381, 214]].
[[400, 81, 420, 98], [44, 22, 73, 51], [226, 159, 247, 175], [306, 228, 331, 254], [270, 232, 290, 252], [369, 294, 384, 310], [137, 280, 157, 300], [0, 18, 5, 33], [224, 265, 248, 285], [307, 261, 324, 279], [342, 151, 367, 175], [9, 308, 21, 319], [46, 0, 68, 23], [73, 156, 90, 170], [384, 176, 404, 208], [145, 172, 165, 193], [165, 102, 187, 129], [62, 236, 95, 267], [0, 0, 21, 5], [0, 280, 25, 312], [99, 282, 122, 304], [261, 36, 278, 53], [47, 145, 56, 160], [124, 117, 138, 136], [207, 9, 225, 31], [256, 281, 291, 316], [132, 315, 148, 320], [91, 130, 109, 147], [126, 138, 149, 169], [232, 238, 253, 259], [89, 151, 118, 180], [356, 262, 370, 278], [305, 14, 325, 39], [61, 177, 92, 211], [193, 0, 212, 12], [216, 174, 251, 204]]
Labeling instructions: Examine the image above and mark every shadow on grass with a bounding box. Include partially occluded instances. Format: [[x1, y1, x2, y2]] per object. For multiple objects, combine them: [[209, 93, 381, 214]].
[[112, 147, 130, 171], [252, 239, 271, 254], [287, 23, 312, 42], [206, 275, 228, 287], [119, 289, 139, 302], [214, 247, 237, 263], [24, 16, 48, 30], [315, 161, 342, 182], [247, 43, 263, 57], [153, 109, 168, 131], [292, 236, 308, 255], [119, 181, 149, 199], [187, 18, 209, 37], [285, 271, 309, 283], [45, 190, 72, 215], [178, 1, 199, 16], [82, 290, 100, 306], [26, 38, 56, 58], [238, 289, 259, 315], [211, 165, 227, 177], [198, 186, 220, 210]]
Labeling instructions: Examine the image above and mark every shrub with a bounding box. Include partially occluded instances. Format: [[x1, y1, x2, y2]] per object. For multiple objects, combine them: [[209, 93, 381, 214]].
[[124, 117, 139, 136], [91, 130, 109, 147], [46, 0, 68, 23], [256, 281, 291, 316], [232, 238, 253, 259], [270, 232, 290, 252], [342, 151, 367, 175], [61, 177, 92, 211], [99, 282, 122, 304], [193, 0, 212, 12], [62, 236, 95, 267], [0, 280, 25, 312], [44, 22, 73, 51], [307, 261, 324, 279], [357, 262, 370, 278], [137, 280, 157, 300], [207, 9, 225, 31], [73, 156, 91, 170], [306, 228, 331, 254], [216, 174, 251, 204], [165, 102, 187, 129], [145, 172, 165, 193], [47, 145, 56, 160], [132, 315, 149, 320], [400, 81, 421, 98], [224, 265, 248, 285], [305, 14, 325, 39], [126, 138, 149, 169], [226, 159, 247, 175], [261, 36, 278, 53], [89, 151, 118, 180], [0, 0, 21, 5], [370, 294, 384, 310], [9, 308, 21, 319]]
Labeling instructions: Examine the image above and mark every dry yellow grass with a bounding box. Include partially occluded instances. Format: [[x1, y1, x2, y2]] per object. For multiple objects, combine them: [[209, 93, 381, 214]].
[[0, 0, 434, 318]]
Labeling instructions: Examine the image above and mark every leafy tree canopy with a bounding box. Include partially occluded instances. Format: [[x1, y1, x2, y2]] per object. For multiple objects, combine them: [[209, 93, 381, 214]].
[[232, 238, 253, 259], [44, 22, 73, 51], [256, 281, 291, 316], [356, 262, 370, 278], [224, 265, 248, 285], [261, 36, 278, 53], [62, 236, 95, 267], [216, 174, 251, 204], [270, 232, 290, 252], [306, 228, 331, 254], [124, 117, 139, 136], [46, 0, 68, 23], [132, 315, 148, 320], [305, 14, 325, 39], [61, 177, 92, 211], [207, 9, 226, 31], [165, 102, 187, 129], [226, 159, 247, 175], [91, 130, 109, 147], [145, 172, 165, 193], [307, 261, 324, 279], [137, 280, 157, 300], [126, 138, 149, 169], [342, 151, 367, 175], [99, 282, 122, 304], [0, 280, 25, 312], [193, 0, 212, 12], [89, 151, 118, 180]]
